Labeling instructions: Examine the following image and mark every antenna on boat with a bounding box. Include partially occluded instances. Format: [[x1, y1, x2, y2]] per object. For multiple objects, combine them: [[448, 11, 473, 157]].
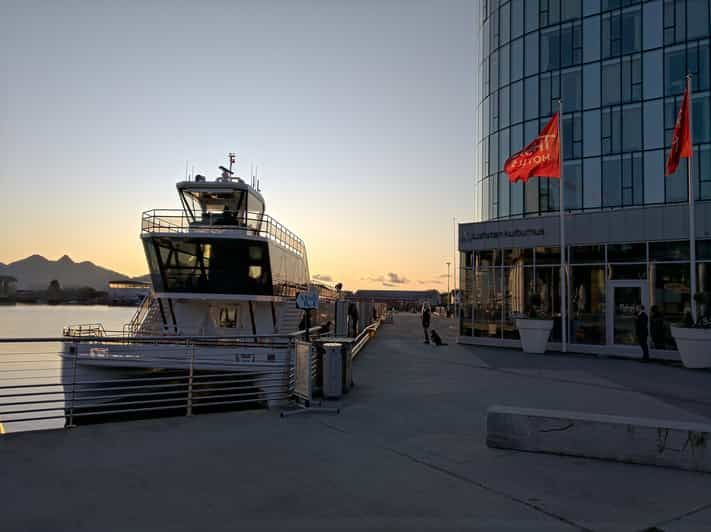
[[228, 153, 236, 175], [185, 160, 188, 181]]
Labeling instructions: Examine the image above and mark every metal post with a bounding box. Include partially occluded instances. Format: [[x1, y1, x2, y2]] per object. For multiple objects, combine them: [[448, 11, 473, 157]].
[[187, 341, 195, 416], [446, 261, 451, 315], [67, 341, 79, 428], [558, 100, 567, 353], [687, 74, 698, 323]]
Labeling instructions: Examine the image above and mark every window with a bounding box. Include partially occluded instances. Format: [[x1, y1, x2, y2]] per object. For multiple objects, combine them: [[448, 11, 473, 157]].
[[622, 104, 642, 152], [602, 107, 621, 154], [511, 0, 524, 39], [562, 68, 582, 111], [570, 245, 605, 263], [540, 72, 560, 116], [608, 242, 646, 262], [526, 0, 539, 33], [602, 7, 641, 57], [564, 160, 582, 209], [217, 307, 238, 328], [687, 0, 710, 39], [583, 62, 601, 109], [248, 265, 262, 280], [583, 15, 601, 63], [511, 38, 524, 82], [650, 241, 690, 261], [539, 0, 561, 27], [583, 110, 601, 157], [583, 157, 602, 208], [620, 55, 642, 102], [693, 94, 711, 143], [500, 86, 510, 128], [561, 0, 581, 21], [621, 152, 643, 205], [511, 81, 523, 124], [665, 46, 686, 95], [644, 150, 666, 204], [500, 44, 510, 86], [560, 23, 583, 67], [541, 27, 561, 71], [525, 33, 539, 77], [500, 2, 511, 44], [563, 113, 583, 159], [525, 77, 539, 120], [696, 144, 711, 200], [602, 61, 621, 105], [602, 156, 622, 207]]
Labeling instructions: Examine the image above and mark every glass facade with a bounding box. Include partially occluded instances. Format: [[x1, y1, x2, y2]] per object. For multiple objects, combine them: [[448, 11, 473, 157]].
[[475, 0, 711, 222], [460, 239, 711, 349]]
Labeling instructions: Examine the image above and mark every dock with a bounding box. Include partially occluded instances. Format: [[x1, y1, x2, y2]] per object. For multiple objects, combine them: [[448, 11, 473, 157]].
[[3, 313, 711, 531]]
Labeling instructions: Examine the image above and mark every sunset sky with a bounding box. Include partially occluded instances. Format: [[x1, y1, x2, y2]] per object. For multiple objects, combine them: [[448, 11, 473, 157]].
[[1, 0, 475, 291]]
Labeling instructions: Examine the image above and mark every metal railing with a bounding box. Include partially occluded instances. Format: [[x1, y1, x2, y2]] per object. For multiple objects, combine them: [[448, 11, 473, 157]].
[[0, 321, 384, 434], [141, 209, 307, 258]]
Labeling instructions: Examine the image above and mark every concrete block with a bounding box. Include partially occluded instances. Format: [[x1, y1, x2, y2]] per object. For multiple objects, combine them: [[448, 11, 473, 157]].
[[487, 405, 711, 473]]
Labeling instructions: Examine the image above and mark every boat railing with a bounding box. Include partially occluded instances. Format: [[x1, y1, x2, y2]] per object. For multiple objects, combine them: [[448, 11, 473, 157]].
[[62, 323, 109, 337], [141, 209, 307, 258], [0, 318, 385, 433]]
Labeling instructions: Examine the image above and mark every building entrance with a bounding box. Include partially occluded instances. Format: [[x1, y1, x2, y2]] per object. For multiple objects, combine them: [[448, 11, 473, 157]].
[[606, 280, 648, 346]]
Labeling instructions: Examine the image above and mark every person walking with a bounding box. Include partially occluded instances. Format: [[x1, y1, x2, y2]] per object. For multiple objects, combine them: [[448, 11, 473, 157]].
[[422, 305, 431, 344], [347, 302, 359, 337], [635, 305, 650, 362]]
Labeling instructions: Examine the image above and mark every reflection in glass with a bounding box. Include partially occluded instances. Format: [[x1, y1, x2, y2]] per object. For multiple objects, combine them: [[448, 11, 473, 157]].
[[571, 266, 605, 344], [650, 263, 691, 349]]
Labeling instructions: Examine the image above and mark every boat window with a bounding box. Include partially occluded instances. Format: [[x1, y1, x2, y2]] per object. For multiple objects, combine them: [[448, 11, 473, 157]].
[[217, 307, 238, 328], [249, 265, 262, 280], [148, 237, 272, 295]]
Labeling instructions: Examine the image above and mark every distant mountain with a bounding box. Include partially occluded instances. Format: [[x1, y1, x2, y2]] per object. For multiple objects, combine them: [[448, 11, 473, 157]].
[[0, 255, 138, 291]]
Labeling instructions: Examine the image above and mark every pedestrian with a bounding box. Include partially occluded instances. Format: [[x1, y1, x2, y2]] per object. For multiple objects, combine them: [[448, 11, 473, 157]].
[[635, 305, 650, 362], [347, 302, 359, 337], [422, 305, 431, 344]]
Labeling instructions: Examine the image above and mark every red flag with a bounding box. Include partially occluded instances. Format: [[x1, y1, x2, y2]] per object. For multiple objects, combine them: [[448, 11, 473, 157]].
[[665, 85, 693, 176], [504, 113, 560, 183]]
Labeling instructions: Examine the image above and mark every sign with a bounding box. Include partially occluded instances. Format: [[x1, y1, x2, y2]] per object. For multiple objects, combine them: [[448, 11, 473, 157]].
[[296, 291, 319, 310]]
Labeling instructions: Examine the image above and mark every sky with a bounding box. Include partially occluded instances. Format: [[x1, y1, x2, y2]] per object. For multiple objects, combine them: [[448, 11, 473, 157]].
[[1, 0, 475, 291]]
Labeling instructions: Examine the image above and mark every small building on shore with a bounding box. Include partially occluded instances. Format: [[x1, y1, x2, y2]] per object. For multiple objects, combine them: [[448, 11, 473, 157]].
[[352, 289, 440, 311], [0, 276, 17, 304], [108, 280, 151, 306]]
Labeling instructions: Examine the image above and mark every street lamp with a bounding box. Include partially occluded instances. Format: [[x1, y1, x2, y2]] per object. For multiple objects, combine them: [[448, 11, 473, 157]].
[[446, 261, 451, 316]]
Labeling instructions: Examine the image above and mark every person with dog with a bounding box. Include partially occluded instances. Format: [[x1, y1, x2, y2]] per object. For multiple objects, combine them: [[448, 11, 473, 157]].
[[422, 305, 431, 344]]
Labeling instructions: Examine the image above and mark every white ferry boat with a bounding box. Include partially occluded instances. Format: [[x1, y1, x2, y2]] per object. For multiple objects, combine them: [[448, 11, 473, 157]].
[[61, 156, 338, 420]]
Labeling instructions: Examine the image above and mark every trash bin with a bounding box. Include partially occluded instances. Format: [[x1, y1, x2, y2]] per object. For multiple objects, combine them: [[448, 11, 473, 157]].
[[341, 342, 353, 393], [322, 343, 343, 399]]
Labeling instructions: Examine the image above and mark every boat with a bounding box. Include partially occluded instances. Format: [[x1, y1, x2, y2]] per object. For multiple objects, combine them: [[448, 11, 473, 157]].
[[61, 155, 339, 422]]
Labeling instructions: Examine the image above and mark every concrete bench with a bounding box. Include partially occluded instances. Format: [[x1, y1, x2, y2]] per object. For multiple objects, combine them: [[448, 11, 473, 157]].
[[486, 405, 711, 473]]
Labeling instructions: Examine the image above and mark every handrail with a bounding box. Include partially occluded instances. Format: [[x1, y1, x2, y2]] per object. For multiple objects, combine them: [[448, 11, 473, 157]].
[[141, 209, 307, 259]]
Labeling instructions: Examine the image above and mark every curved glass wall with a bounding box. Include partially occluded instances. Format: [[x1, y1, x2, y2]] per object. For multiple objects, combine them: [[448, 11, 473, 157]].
[[474, 0, 711, 222]]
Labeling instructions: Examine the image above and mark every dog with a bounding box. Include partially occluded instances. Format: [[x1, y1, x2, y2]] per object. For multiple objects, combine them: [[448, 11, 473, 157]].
[[430, 329, 447, 346]]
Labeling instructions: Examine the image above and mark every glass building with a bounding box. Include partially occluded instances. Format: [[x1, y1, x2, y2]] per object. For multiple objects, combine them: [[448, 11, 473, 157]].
[[459, 0, 711, 358]]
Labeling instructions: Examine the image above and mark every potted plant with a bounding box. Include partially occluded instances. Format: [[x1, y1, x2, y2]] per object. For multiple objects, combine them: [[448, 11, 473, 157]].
[[671, 292, 711, 369], [515, 293, 554, 354]]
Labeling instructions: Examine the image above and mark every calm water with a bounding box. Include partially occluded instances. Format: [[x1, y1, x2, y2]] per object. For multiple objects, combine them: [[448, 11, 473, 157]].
[[0, 305, 136, 433]]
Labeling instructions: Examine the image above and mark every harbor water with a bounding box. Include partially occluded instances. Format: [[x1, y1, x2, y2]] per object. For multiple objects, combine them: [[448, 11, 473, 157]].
[[0, 305, 135, 433]]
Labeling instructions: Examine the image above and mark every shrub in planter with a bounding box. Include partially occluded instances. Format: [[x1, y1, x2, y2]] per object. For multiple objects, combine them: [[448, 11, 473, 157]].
[[671, 292, 711, 369], [516, 294, 554, 354]]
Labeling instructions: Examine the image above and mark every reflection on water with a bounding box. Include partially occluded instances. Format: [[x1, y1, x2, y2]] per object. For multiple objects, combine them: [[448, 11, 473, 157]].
[[0, 305, 135, 433]]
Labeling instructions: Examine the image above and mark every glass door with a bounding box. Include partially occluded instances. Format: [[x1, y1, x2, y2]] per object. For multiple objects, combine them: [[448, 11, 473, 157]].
[[606, 280, 648, 346]]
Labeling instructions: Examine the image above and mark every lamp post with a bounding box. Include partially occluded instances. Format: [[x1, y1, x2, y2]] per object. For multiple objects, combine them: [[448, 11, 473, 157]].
[[446, 261, 451, 316]]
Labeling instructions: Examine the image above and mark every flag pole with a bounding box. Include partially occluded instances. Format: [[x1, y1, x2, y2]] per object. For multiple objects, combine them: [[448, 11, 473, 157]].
[[559, 99, 567, 352], [687, 74, 698, 323]]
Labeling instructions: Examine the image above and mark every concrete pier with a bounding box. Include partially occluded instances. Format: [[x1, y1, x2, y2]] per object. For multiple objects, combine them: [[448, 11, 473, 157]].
[[3, 313, 711, 531]]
